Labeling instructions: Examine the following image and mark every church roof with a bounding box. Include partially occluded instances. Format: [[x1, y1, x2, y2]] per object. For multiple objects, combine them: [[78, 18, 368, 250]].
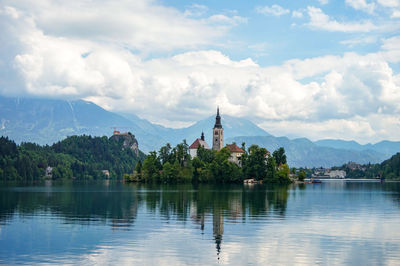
[[189, 138, 210, 149], [226, 144, 245, 153]]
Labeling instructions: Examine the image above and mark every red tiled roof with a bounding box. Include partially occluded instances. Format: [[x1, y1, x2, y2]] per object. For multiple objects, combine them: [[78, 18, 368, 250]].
[[114, 132, 129, 135], [189, 138, 210, 149], [226, 144, 245, 153]]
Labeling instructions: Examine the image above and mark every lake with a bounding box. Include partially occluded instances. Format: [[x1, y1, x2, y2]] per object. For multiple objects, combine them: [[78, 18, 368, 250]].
[[1, 180, 400, 265]]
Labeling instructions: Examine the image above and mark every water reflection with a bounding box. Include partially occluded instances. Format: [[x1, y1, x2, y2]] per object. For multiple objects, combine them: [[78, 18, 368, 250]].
[[0, 181, 399, 265], [0, 182, 141, 228], [0, 182, 289, 259]]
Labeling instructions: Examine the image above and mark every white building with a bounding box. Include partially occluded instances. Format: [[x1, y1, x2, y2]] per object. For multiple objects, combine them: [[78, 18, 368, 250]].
[[327, 170, 346, 179], [226, 143, 245, 166], [189, 132, 210, 158]]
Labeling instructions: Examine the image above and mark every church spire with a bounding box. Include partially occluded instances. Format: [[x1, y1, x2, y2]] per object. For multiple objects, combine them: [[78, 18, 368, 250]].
[[212, 107, 224, 151], [214, 107, 222, 129]]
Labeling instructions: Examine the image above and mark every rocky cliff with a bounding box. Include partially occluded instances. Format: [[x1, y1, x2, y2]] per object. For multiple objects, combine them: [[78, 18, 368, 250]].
[[109, 132, 139, 156]]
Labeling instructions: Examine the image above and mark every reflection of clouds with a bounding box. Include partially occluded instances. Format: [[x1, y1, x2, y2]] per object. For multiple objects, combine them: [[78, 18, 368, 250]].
[[215, 209, 400, 265], [68, 210, 400, 265], [77, 227, 219, 265], [2, 183, 400, 265]]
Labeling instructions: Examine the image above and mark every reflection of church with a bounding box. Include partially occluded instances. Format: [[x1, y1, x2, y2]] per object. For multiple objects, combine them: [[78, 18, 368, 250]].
[[192, 210, 225, 260], [213, 210, 224, 260], [189, 107, 245, 165]]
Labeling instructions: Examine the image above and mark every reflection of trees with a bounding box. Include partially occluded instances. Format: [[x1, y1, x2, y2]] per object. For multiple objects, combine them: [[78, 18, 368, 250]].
[[141, 183, 290, 258], [343, 181, 400, 205], [0, 181, 141, 229], [0, 182, 290, 257], [380, 182, 400, 205], [241, 184, 289, 218]]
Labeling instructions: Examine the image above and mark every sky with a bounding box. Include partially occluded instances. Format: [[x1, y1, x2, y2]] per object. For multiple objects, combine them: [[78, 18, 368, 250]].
[[0, 0, 399, 144]]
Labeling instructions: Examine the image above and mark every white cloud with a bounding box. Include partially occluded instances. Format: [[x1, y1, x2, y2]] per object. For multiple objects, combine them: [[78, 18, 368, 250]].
[[184, 4, 208, 17], [345, 0, 376, 14], [1, 1, 400, 143], [340, 36, 378, 47], [377, 0, 400, 7], [207, 14, 247, 26], [248, 42, 269, 57], [11, 32, 400, 141], [2, 0, 243, 53], [307, 6, 377, 32], [381, 36, 400, 62], [391, 9, 400, 17], [292, 10, 304, 18], [256, 5, 290, 17], [318, 0, 330, 4]]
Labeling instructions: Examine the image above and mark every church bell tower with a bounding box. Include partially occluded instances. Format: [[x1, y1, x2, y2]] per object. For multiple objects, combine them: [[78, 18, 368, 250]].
[[212, 107, 224, 151]]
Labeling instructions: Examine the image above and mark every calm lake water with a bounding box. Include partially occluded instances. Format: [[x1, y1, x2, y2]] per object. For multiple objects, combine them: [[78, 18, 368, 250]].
[[1, 181, 400, 265]]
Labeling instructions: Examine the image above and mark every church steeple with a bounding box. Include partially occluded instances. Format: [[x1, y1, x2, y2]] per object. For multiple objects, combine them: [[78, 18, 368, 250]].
[[214, 107, 222, 129], [212, 107, 224, 150]]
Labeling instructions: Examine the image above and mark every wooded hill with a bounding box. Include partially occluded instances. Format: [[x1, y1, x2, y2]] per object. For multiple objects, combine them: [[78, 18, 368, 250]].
[[0, 135, 145, 180], [338, 152, 400, 180]]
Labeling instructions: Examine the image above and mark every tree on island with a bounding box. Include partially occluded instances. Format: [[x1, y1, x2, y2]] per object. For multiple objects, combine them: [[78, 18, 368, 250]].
[[129, 141, 291, 184], [273, 147, 287, 166], [297, 170, 307, 182], [242, 145, 268, 181]]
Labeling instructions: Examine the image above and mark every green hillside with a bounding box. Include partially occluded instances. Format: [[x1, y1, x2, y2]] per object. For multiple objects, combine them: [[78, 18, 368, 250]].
[[341, 152, 400, 180], [0, 135, 145, 181]]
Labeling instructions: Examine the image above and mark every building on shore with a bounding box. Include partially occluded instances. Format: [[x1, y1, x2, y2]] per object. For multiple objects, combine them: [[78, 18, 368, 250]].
[[312, 168, 346, 179], [189, 132, 210, 158], [226, 143, 245, 166], [327, 170, 346, 179], [45, 166, 53, 178]]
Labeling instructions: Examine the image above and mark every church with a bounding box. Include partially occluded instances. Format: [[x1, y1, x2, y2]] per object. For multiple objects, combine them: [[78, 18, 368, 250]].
[[189, 108, 245, 166]]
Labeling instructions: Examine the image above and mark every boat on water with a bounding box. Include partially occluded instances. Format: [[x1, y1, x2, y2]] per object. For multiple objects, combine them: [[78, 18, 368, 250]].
[[305, 178, 322, 184], [311, 179, 322, 183]]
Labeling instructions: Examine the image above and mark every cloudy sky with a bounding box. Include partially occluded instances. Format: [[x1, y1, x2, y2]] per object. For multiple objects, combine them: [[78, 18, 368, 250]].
[[0, 0, 399, 143]]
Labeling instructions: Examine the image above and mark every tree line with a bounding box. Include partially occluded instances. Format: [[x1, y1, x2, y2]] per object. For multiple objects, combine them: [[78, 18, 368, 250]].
[[0, 135, 145, 181], [336, 152, 400, 180], [125, 141, 293, 184], [0, 134, 298, 183]]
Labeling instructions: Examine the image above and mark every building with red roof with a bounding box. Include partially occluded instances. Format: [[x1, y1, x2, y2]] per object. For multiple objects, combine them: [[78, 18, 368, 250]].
[[189, 132, 210, 158], [226, 143, 245, 166]]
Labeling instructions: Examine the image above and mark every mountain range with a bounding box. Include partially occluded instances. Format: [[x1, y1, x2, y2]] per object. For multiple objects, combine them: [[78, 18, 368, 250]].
[[1, 95, 399, 167], [228, 136, 386, 168]]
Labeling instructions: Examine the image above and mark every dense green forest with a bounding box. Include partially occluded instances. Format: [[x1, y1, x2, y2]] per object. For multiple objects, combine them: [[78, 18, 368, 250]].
[[0, 135, 145, 180], [340, 152, 400, 180], [0, 135, 293, 183], [125, 142, 292, 184]]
